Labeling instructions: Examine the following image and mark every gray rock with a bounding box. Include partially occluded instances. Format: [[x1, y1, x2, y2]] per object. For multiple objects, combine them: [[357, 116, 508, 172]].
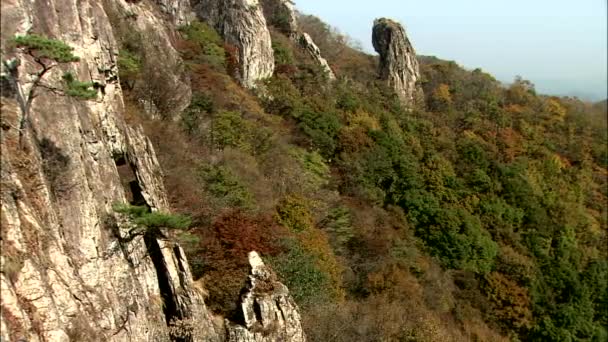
[[0, 0, 217, 340], [193, 0, 275, 89], [298, 33, 336, 81], [260, 0, 335, 80], [155, 0, 194, 26], [261, 0, 298, 37], [225, 252, 306, 342], [372, 18, 422, 108]]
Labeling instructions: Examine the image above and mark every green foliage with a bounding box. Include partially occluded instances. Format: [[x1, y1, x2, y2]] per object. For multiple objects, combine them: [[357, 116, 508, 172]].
[[117, 49, 142, 88], [272, 40, 294, 66], [112, 203, 191, 230], [210, 110, 273, 154], [288, 147, 330, 191], [276, 195, 314, 232], [269, 238, 332, 306], [12, 34, 79, 63], [178, 21, 225, 68], [210, 110, 249, 150], [62, 72, 97, 100], [198, 163, 254, 209], [296, 108, 342, 157], [181, 93, 214, 134], [262, 75, 303, 116], [409, 201, 498, 274], [320, 206, 353, 253]]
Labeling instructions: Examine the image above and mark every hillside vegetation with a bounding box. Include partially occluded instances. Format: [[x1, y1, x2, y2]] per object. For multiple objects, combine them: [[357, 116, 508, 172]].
[[119, 12, 607, 342]]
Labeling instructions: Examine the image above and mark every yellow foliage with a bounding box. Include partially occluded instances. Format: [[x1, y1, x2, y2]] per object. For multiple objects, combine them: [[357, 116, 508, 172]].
[[299, 228, 345, 300], [345, 109, 381, 131], [485, 272, 533, 330], [276, 195, 314, 232], [505, 104, 525, 114], [432, 83, 452, 104], [545, 98, 566, 122]]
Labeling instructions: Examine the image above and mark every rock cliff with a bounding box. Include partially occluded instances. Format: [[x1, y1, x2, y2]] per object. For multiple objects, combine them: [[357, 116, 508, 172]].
[[0, 0, 304, 341], [298, 33, 336, 81], [261, 0, 335, 80], [193, 0, 275, 89], [372, 18, 422, 108], [261, 0, 298, 38], [226, 252, 306, 342]]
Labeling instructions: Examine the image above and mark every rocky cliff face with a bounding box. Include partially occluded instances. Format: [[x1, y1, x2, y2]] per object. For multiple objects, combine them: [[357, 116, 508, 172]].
[[372, 18, 422, 108], [261, 0, 335, 80], [261, 0, 298, 38], [226, 252, 306, 342], [193, 0, 275, 89], [0, 0, 304, 341], [298, 33, 336, 81], [102, 0, 192, 118]]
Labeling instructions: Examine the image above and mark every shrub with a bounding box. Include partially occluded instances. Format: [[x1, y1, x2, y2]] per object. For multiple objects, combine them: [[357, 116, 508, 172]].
[[62, 72, 97, 100], [274, 195, 344, 302], [210, 110, 251, 150], [296, 108, 342, 157], [209, 110, 273, 155], [288, 147, 330, 191], [483, 272, 533, 332], [320, 206, 353, 253], [198, 163, 254, 209], [178, 21, 225, 68], [112, 203, 191, 231], [276, 195, 314, 232], [272, 40, 294, 66], [181, 92, 214, 134], [269, 238, 332, 306], [12, 34, 79, 62], [117, 49, 142, 89], [262, 75, 303, 116]]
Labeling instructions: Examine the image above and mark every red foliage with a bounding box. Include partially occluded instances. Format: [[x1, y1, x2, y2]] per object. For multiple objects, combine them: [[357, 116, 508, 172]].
[[174, 38, 203, 61], [208, 211, 286, 264], [223, 43, 240, 78], [191, 211, 288, 314], [275, 63, 298, 76]]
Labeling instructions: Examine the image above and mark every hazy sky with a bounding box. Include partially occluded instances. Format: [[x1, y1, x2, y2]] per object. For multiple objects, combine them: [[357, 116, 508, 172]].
[[294, 0, 608, 101]]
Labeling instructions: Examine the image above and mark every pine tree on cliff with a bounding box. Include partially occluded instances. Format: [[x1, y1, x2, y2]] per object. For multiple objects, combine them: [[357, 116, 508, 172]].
[[1, 34, 95, 145]]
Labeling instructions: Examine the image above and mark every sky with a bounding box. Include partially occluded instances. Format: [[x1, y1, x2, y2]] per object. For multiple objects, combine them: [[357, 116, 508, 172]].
[[294, 0, 608, 101]]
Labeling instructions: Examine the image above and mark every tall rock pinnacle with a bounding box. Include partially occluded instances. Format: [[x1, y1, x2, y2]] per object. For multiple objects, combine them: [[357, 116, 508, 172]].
[[372, 18, 422, 108]]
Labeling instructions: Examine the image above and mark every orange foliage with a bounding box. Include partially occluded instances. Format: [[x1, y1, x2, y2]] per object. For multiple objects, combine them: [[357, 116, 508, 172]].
[[498, 127, 525, 162], [484, 272, 533, 331], [299, 227, 345, 300], [366, 263, 423, 300], [338, 126, 373, 153]]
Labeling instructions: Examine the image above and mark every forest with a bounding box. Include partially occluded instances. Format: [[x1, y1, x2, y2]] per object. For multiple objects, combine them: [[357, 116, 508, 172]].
[[114, 10, 607, 342]]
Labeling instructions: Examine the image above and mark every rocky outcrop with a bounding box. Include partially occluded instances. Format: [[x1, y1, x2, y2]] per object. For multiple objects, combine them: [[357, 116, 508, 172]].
[[299, 33, 336, 80], [260, 0, 335, 80], [0, 0, 219, 340], [155, 0, 193, 26], [261, 0, 298, 37], [102, 0, 192, 118], [372, 18, 422, 108], [193, 0, 275, 89], [226, 252, 306, 342]]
